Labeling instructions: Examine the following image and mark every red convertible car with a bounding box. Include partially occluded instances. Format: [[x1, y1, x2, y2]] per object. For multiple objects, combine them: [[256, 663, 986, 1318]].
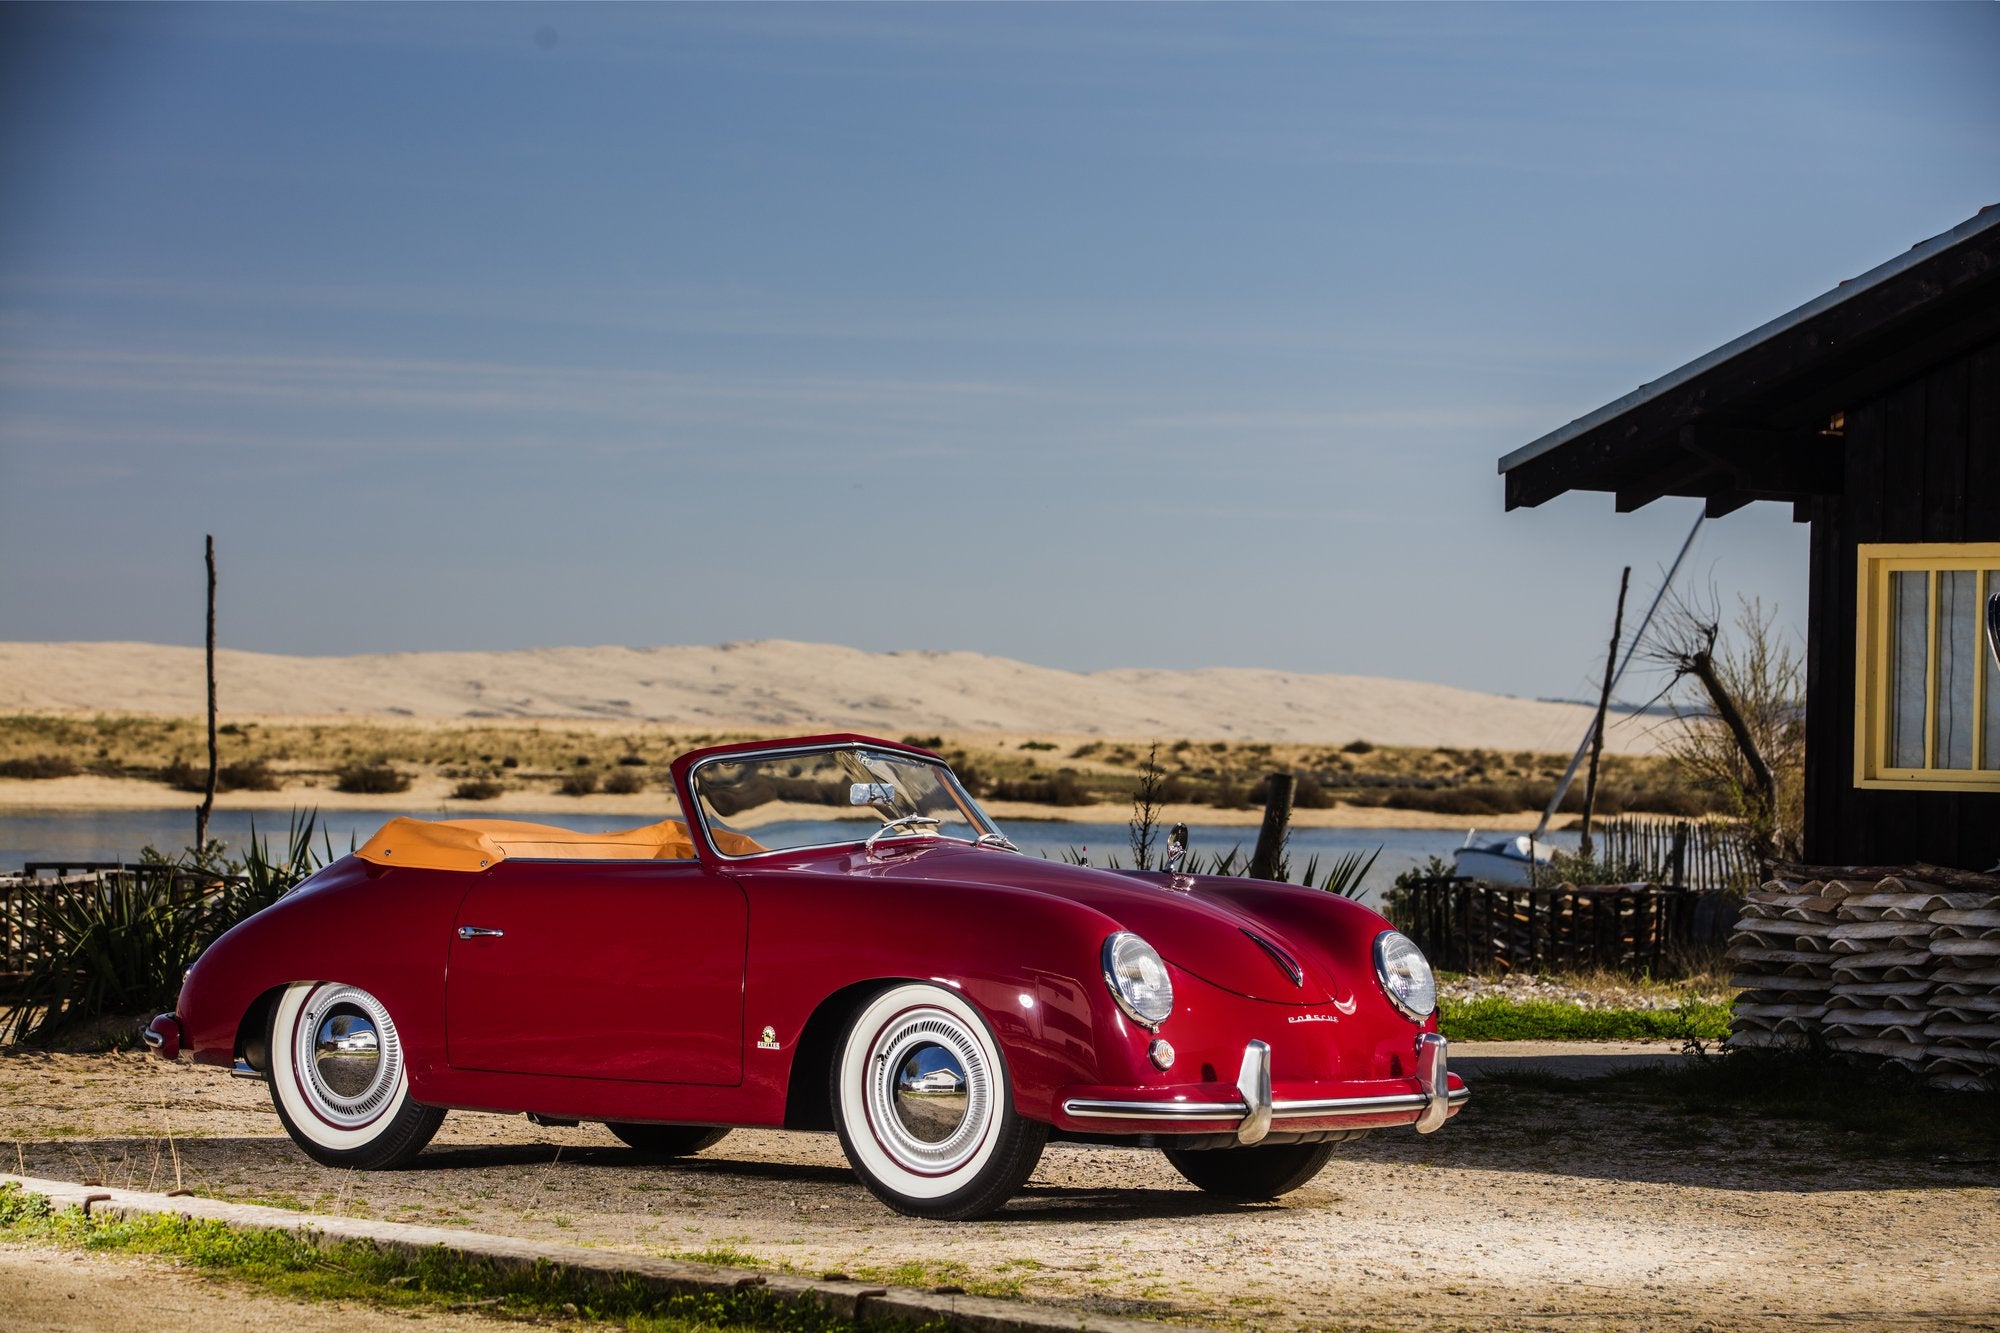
[[148, 734, 1465, 1219]]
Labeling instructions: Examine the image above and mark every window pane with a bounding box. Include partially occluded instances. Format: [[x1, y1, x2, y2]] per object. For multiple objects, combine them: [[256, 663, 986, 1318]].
[[1935, 570, 1978, 770], [1888, 570, 1929, 768], [1986, 572, 2000, 771]]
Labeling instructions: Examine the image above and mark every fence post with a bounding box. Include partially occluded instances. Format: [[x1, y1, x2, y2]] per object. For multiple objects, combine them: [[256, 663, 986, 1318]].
[[1248, 774, 1294, 881]]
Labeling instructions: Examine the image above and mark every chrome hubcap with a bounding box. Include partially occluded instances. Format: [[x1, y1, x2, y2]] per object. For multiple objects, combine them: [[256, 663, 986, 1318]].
[[864, 1010, 990, 1173], [893, 1044, 969, 1143], [314, 1008, 381, 1099], [292, 984, 401, 1127]]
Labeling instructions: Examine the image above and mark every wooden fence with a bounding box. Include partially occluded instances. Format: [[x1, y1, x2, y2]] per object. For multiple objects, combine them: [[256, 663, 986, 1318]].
[[0, 864, 241, 1002], [1387, 877, 1740, 977], [1584, 816, 1761, 892]]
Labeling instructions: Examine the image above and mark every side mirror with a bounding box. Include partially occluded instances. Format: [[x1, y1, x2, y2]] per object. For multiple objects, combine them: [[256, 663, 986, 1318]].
[[851, 782, 896, 806]]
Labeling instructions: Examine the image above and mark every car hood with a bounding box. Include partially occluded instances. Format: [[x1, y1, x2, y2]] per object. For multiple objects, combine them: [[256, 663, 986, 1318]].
[[863, 843, 1353, 1005]]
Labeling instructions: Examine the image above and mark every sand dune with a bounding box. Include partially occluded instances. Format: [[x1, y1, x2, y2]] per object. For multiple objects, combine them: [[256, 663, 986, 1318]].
[[0, 639, 1659, 753]]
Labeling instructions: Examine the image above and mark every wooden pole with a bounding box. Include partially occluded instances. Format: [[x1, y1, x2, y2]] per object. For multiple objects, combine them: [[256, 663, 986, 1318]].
[[1578, 566, 1631, 861], [196, 535, 217, 853], [1248, 773, 1294, 881]]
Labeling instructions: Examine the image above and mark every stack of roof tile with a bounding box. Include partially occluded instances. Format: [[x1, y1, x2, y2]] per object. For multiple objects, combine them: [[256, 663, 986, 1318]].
[[1728, 868, 2000, 1089], [1726, 879, 1838, 1049]]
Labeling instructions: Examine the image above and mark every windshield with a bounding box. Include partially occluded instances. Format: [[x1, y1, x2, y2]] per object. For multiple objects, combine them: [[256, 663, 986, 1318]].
[[689, 745, 1005, 857]]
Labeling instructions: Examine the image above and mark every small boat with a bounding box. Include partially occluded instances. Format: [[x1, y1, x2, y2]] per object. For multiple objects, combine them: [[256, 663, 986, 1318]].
[[1451, 830, 1549, 886]]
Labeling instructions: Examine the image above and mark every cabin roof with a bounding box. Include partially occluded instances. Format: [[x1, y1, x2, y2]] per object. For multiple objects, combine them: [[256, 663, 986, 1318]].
[[1499, 207, 2000, 518]]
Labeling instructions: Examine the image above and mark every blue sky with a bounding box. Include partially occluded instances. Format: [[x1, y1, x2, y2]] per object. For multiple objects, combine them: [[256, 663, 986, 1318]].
[[3, 3, 1996, 703]]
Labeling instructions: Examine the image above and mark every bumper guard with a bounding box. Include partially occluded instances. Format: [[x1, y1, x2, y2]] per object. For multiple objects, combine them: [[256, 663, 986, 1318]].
[[1063, 1032, 1466, 1140]]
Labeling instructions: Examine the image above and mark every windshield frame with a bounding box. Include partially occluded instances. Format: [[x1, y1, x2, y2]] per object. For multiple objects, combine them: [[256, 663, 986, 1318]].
[[685, 740, 1003, 862]]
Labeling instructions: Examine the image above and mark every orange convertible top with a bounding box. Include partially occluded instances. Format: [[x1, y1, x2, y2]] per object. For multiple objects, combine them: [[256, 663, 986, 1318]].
[[355, 817, 763, 872]]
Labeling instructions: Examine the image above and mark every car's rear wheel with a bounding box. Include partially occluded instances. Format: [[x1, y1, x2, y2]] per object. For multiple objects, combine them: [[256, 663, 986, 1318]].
[[830, 983, 1046, 1220], [1162, 1142, 1337, 1199], [267, 981, 444, 1169], [605, 1123, 731, 1156]]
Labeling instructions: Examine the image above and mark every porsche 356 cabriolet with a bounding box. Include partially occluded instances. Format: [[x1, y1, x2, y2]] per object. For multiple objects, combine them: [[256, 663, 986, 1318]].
[[147, 734, 1465, 1219]]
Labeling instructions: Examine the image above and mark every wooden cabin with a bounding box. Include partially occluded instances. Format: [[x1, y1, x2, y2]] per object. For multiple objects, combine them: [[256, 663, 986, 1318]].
[[1499, 207, 2000, 871]]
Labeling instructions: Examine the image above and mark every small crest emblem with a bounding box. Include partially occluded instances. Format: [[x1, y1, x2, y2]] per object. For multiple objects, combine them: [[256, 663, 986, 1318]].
[[757, 1025, 780, 1051]]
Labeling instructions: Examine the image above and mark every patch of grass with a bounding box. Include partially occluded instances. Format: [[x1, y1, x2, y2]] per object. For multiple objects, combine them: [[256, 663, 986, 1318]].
[[672, 1243, 765, 1268], [849, 1259, 1023, 1300], [0, 1183, 930, 1333], [1438, 995, 1729, 1042]]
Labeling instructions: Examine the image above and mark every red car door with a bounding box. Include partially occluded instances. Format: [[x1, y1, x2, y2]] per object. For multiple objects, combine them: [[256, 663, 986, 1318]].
[[446, 861, 748, 1085]]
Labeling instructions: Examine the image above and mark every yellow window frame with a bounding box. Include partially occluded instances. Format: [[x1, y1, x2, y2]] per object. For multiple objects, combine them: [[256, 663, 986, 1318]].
[[1854, 542, 2000, 792]]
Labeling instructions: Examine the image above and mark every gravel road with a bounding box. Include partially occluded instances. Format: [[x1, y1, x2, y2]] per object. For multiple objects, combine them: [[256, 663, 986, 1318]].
[[4, 1046, 1996, 1331]]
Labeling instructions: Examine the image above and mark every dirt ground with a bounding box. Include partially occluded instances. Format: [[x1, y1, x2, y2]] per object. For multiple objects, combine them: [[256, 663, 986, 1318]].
[[4, 1046, 1997, 1332]]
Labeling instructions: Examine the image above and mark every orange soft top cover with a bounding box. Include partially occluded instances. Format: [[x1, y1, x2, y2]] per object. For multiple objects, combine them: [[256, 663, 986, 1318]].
[[354, 817, 764, 872]]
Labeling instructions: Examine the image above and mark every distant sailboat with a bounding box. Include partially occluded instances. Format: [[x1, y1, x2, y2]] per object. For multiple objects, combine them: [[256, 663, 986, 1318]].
[[1451, 514, 1705, 886]]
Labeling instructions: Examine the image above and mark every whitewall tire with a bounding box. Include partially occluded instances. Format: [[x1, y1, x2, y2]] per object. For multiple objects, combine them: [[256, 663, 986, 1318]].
[[830, 983, 1046, 1220], [268, 981, 444, 1169]]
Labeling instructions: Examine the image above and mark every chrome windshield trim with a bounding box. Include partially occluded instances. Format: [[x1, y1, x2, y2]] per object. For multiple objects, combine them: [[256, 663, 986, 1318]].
[[687, 743, 1000, 862]]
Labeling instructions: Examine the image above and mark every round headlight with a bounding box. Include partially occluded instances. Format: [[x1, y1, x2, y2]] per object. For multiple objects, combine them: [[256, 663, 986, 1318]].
[[1102, 932, 1174, 1027], [1373, 930, 1437, 1021]]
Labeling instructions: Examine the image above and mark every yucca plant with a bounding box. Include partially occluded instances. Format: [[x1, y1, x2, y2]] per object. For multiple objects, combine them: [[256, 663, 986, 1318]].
[[3, 871, 209, 1044], [2, 808, 332, 1046]]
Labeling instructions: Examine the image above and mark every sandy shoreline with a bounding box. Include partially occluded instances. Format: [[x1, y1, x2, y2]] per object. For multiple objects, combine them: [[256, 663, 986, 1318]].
[[0, 774, 1554, 831]]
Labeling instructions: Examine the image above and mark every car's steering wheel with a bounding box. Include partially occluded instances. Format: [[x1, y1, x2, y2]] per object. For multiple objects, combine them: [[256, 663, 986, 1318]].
[[863, 815, 941, 853]]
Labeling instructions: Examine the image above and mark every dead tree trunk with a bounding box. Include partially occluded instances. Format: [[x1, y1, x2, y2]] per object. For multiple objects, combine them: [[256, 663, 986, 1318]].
[[196, 535, 218, 853]]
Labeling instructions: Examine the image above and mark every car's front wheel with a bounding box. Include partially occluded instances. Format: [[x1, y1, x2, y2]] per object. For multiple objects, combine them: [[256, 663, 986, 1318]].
[[605, 1123, 731, 1156], [830, 983, 1046, 1220], [267, 981, 444, 1169], [1162, 1142, 1337, 1199]]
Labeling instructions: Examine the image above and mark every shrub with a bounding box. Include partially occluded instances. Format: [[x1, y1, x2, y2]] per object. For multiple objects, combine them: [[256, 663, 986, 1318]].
[[335, 764, 410, 795], [0, 754, 80, 779], [452, 779, 505, 800], [158, 758, 282, 793], [218, 760, 280, 792], [987, 773, 1096, 806], [602, 769, 645, 795], [616, 754, 648, 766], [501, 756, 519, 769], [1018, 740, 1057, 751], [1341, 739, 1375, 755], [557, 771, 600, 797], [900, 735, 945, 751]]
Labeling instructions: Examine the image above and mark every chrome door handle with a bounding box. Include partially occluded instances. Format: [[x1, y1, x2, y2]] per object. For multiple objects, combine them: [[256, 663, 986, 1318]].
[[457, 926, 505, 940]]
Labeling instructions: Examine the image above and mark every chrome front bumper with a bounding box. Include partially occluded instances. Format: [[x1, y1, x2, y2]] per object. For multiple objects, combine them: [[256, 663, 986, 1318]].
[[1061, 1033, 1466, 1143]]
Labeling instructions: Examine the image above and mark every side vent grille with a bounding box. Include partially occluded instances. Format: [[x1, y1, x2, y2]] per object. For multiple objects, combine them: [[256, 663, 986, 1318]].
[[1241, 929, 1304, 988]]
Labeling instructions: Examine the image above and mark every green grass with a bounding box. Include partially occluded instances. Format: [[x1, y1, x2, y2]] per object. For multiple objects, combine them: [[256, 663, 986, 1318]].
[[0, 1182, 937, 1333], [1437, 995, 1730, 1042]]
